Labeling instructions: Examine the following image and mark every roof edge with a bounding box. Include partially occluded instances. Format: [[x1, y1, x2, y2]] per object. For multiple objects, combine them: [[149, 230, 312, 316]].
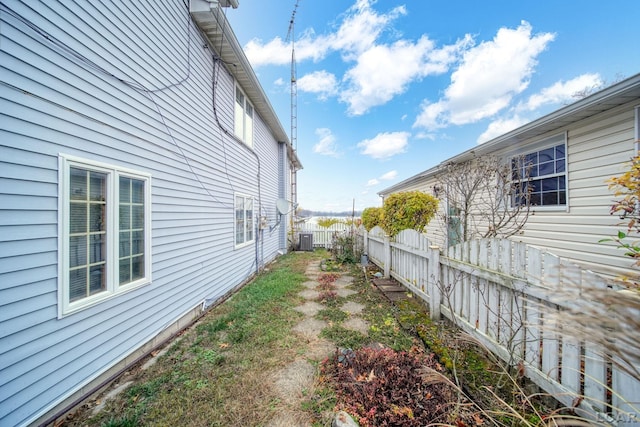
[[379, 73, 640, 197]]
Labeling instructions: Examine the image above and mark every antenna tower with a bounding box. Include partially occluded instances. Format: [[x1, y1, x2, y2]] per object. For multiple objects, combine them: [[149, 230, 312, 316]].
[[286, 1, 299, 207], [286, 0, 299, 153]]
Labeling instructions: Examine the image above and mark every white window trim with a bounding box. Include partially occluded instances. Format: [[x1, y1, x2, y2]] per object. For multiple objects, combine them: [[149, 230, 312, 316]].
[[234, 192, 255, 249], [57, 154, 152, 317], [234, 83, 254, 148], [507, 132, 569, 212]]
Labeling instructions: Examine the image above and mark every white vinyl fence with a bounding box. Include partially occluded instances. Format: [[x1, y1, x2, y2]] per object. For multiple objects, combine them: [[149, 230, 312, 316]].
[[298, 222, 352, 248], [359, 225, 640, 426]]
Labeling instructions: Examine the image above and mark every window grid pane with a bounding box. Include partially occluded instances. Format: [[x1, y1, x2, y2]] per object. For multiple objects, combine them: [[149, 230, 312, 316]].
[[235, 195, 254, 245], [69, 168, 107, 302], [118, 177, 145, 286], [512, 143, 566, 207], [235, 196, 244, 244]]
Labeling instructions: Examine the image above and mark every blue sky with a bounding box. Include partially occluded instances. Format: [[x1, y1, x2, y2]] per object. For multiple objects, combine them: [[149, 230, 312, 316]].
[[226, 0, 639, 212]]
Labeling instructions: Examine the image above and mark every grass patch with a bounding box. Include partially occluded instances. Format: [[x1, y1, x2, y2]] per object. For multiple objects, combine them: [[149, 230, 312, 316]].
[[73, 252, 548, 427], [101, 415, 139, 427], [320, 325, 369, 349], [76, 250, 325, 427]]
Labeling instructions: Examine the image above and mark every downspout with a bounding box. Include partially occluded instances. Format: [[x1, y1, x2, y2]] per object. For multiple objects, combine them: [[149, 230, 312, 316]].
[[251, 148, 262, 275], [635, 105, 639, 155], [277, 141, 286, 252], [209, 54, 262, 275]]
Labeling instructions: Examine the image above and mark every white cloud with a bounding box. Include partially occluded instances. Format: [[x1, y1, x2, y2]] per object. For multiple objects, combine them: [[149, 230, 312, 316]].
[[341, 35, 473, 115], [243, 0, 403, 67], [244, 37, 291, 67], [357, 131, 409, 159], [477, 73, 603, 144], [298, 70, 338, 100], [380, 170, 397, 180], [328, 0, 407, 60], [414, 21, 555, 130], [244, 0, 466, 113], [477, 115, 529, 144], [414, 131, 436, 141], [313, 128, 340, 157], [365, 170, 397, 188], [520, 73, 603, 111]]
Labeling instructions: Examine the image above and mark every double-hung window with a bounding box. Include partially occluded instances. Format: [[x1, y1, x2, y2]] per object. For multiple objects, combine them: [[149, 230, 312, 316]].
[[235, 193, 254, 247], [511, 134, 567, 208], [234, 85, 254, 147], [59, 155, 151, 316]]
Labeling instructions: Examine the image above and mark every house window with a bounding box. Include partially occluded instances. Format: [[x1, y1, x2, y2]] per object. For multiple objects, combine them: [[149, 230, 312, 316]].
[[234, 85, 253, 147], [60, 155, 151, 316], [235, 193, 254, 246], [511, 135, 567, 207]]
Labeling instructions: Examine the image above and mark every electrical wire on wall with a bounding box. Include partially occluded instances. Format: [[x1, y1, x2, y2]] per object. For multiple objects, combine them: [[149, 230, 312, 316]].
[[0, 0, 234, 209], [0, 1, 192, 93], [3, 0, 268, 272], [207, 3, 267, 273]]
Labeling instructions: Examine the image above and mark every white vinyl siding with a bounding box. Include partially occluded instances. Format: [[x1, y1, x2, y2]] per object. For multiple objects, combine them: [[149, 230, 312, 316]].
[[59, 155, 151, 316], [1, 1, 292, 425], [515, 106, 636, 278], [382, 103, 638, 279]]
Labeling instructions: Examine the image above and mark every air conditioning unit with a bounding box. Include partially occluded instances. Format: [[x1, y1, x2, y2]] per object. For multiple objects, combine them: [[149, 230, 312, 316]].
[[299, 233, 313, 251]]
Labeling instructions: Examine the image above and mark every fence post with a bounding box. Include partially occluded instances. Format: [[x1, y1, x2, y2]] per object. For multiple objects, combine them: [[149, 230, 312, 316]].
[[363, 228, 368, 255], [428, 245, 441, 320], [383, 235, 391, 278]]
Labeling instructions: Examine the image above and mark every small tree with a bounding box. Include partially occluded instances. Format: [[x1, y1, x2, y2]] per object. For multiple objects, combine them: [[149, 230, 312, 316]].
[[361, 207, 383, 231], [437, 154, 531, 244], [381, 191, 438, 237], [602, 154, 640, 273]]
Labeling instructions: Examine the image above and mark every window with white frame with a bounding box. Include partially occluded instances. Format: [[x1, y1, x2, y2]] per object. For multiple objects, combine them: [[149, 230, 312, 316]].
[[511, 134, 567, 208], [59, 155, 151, 316], [235, 193, 254, 246], [234, 85, 254, 147]]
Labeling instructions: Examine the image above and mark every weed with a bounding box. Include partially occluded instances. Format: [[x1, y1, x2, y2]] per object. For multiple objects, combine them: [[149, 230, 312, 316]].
[[317, 307, 348, 323], [321, 258, 342, 271], [301, 383, 337, 426], [321, 346, 471, 427], [320, 325, 368, 349], [100, 415, 139, 427], [318, 272, 340, 286], [316, 290, 338, 304], [331, 233, 358, 264], [201, 349, 224, 365]]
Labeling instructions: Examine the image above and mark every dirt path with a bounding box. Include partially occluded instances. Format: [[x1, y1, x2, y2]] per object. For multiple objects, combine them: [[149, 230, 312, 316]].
[[266, 260, 367, 427]]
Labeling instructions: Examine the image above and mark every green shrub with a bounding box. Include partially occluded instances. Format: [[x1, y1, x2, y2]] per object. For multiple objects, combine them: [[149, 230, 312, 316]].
[[381, 191, 438, 236], [331, 233, 357, 264], [361, 207, 383, 231]]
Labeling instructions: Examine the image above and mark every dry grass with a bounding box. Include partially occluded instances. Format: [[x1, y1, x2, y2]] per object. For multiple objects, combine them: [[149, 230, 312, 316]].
[[64, 251, 323, 427]]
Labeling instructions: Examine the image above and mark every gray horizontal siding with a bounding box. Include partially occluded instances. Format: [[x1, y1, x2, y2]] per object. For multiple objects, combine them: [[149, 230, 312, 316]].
[[0, 0, 288, 425], [513, 103, 636, 277]]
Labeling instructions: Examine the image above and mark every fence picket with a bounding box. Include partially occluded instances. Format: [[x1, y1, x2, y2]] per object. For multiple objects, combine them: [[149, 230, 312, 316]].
[[355, 229, 639, 420], [561, 335, 582, 396]]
